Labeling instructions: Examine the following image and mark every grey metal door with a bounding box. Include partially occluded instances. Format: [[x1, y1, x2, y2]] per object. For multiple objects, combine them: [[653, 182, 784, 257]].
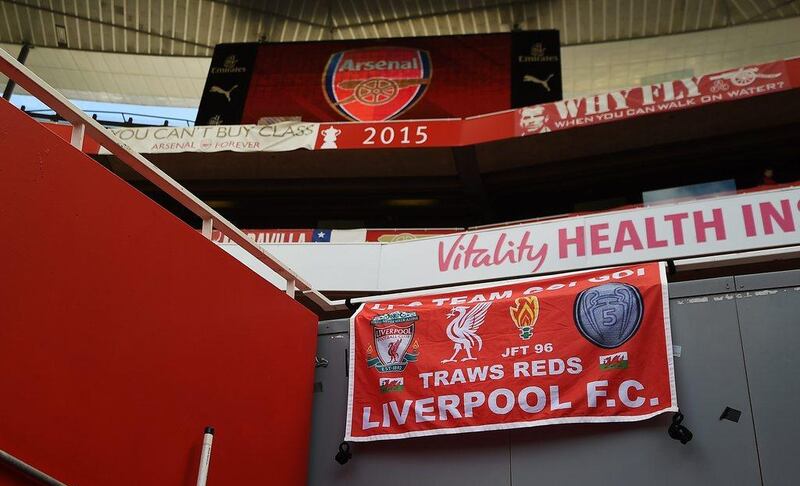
[[509, 276, 761, 486], [307, 320, 511, 486], [307, 273, 800, 486], [734, 269, 800, 486]]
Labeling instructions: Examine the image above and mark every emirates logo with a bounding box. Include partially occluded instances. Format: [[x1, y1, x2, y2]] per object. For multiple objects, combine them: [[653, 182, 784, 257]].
[[223, 55, 238, 69], [518, 42, 559, 63], [211, 54, 247, 74], [531, 43, 546, 57]]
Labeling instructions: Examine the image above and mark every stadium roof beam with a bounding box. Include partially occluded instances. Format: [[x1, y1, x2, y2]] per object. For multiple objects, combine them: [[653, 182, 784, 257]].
[[330, 0, 528, 32], [205, 0, 328, 29], [1, 0, 798, 55], [2, 0, 212, 51]]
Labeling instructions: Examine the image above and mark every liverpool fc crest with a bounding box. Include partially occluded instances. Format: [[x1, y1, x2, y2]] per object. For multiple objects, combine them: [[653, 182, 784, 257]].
[[323, 47, 432, 121], [366, 311, 420, 372]]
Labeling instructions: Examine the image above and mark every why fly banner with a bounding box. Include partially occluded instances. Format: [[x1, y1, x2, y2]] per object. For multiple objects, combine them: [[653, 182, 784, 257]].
[[346, 262, 676, 441]]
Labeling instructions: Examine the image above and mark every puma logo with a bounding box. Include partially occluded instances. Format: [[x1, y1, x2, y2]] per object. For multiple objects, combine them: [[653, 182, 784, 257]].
[[523, 74, 554, 92], [209, 84, 238, 102]]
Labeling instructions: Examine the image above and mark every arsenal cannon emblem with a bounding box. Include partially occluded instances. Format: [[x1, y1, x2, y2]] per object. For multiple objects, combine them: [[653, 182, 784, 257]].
[[574, 283, 643, 349], [323, 47, 431, 121]]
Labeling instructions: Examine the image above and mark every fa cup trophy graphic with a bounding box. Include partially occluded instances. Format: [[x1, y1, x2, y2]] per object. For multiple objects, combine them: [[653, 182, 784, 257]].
[[320, 126, 342, 149]]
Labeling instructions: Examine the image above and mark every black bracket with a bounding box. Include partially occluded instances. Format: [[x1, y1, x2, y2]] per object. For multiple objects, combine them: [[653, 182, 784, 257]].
[[345, 298, 358, 313], [720, 406, 742, 423], [335, 441, 352, 465], [668, 412, 693, 444], [667, 259, 677, 275]]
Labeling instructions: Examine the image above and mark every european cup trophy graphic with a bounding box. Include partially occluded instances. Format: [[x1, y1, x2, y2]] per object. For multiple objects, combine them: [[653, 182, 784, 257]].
[[574, 283, 643, 348], [509, 296, 539, 340]]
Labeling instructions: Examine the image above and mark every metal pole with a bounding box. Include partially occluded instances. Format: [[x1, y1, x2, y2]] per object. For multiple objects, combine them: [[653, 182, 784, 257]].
[[195, 426, 215, 486], [0, 449, 68, 486], [2, 43, 31, 100]]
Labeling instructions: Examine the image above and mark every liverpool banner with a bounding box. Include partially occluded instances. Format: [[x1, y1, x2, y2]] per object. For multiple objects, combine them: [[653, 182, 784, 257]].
[[346, 262, 676, 441]]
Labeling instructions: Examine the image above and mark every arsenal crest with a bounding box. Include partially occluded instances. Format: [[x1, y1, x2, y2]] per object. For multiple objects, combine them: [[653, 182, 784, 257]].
[[323, 47, 432, 121], [366, 311, 420, 373]]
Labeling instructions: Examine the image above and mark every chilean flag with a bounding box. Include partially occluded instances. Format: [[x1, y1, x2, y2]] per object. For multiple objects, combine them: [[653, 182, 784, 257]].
[[312, 229, 332, 242]]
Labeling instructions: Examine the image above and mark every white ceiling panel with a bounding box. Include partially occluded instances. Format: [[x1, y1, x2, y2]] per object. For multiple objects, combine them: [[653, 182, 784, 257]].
[[1, 4, 799, 109], [1, 41, 209, 106]]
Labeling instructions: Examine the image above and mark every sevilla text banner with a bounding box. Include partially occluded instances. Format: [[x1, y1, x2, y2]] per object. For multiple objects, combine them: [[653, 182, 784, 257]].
[[346, 262, 677, 441]]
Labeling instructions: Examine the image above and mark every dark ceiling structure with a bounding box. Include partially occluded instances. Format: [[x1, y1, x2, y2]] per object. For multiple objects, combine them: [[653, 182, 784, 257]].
[[97, 87, 800, 229], [1, 0, 799, 56]]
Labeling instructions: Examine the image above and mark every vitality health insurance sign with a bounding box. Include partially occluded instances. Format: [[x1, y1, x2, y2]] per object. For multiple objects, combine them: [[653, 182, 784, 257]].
[[346, 262, 676, 441], [379, 186, 800, 290]]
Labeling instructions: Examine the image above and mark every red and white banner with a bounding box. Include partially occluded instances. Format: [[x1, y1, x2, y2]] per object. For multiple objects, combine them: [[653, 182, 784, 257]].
[[209, 227, 461, 244], [43, 58, 800, 154], [219, 185, 800, 292], [346, 262, 676, 441], [514, 61, 793, 136], [317, 59, 797, 149], [211, 228, 315, 244], [99, 123, 319, 154], [314, 119, 461, 150]]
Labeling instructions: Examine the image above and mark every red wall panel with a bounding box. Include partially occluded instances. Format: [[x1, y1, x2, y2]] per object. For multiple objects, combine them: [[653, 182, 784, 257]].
[[40, 121, 102, 153], [0, 98, 317, 485]]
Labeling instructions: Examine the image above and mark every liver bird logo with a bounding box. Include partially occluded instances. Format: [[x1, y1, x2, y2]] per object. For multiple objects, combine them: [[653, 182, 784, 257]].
[[441, 302, 492, 363], [387, 339, 402, 363]]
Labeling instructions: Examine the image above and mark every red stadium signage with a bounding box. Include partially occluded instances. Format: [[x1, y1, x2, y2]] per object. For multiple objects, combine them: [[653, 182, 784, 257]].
[[45, 59, 800, 153], [315, 119, 461, 149], [316, 60, 796, 150], [210, 229, 313, 244], [226, 31, 561, 124], [346, 262, 677, 441], [323, 47, 432, 121], [514, 62, 792, 136]]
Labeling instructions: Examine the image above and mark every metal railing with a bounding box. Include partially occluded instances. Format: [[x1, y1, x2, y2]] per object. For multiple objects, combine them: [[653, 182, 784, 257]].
[[0, 449, 67, 486], [0, 47, 344, 313], [22, 108, 195, 127]]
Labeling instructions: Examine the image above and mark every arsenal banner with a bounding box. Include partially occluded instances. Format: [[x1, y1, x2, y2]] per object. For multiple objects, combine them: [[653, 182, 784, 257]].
[[515, 61, 790, 136], [98, 123, 318, 154], [346, 262, 676, 441], [195, 31, 562, 125]]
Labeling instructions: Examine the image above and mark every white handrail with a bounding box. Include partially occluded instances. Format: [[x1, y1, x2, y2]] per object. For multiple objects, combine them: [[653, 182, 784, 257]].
[[0, 449, 67, 486], [0, 47, 343, 312]]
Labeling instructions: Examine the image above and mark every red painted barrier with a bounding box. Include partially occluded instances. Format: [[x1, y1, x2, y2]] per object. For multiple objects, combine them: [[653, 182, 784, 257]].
[[0, 98, 317, 485], [40, 121, 102, 153]]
